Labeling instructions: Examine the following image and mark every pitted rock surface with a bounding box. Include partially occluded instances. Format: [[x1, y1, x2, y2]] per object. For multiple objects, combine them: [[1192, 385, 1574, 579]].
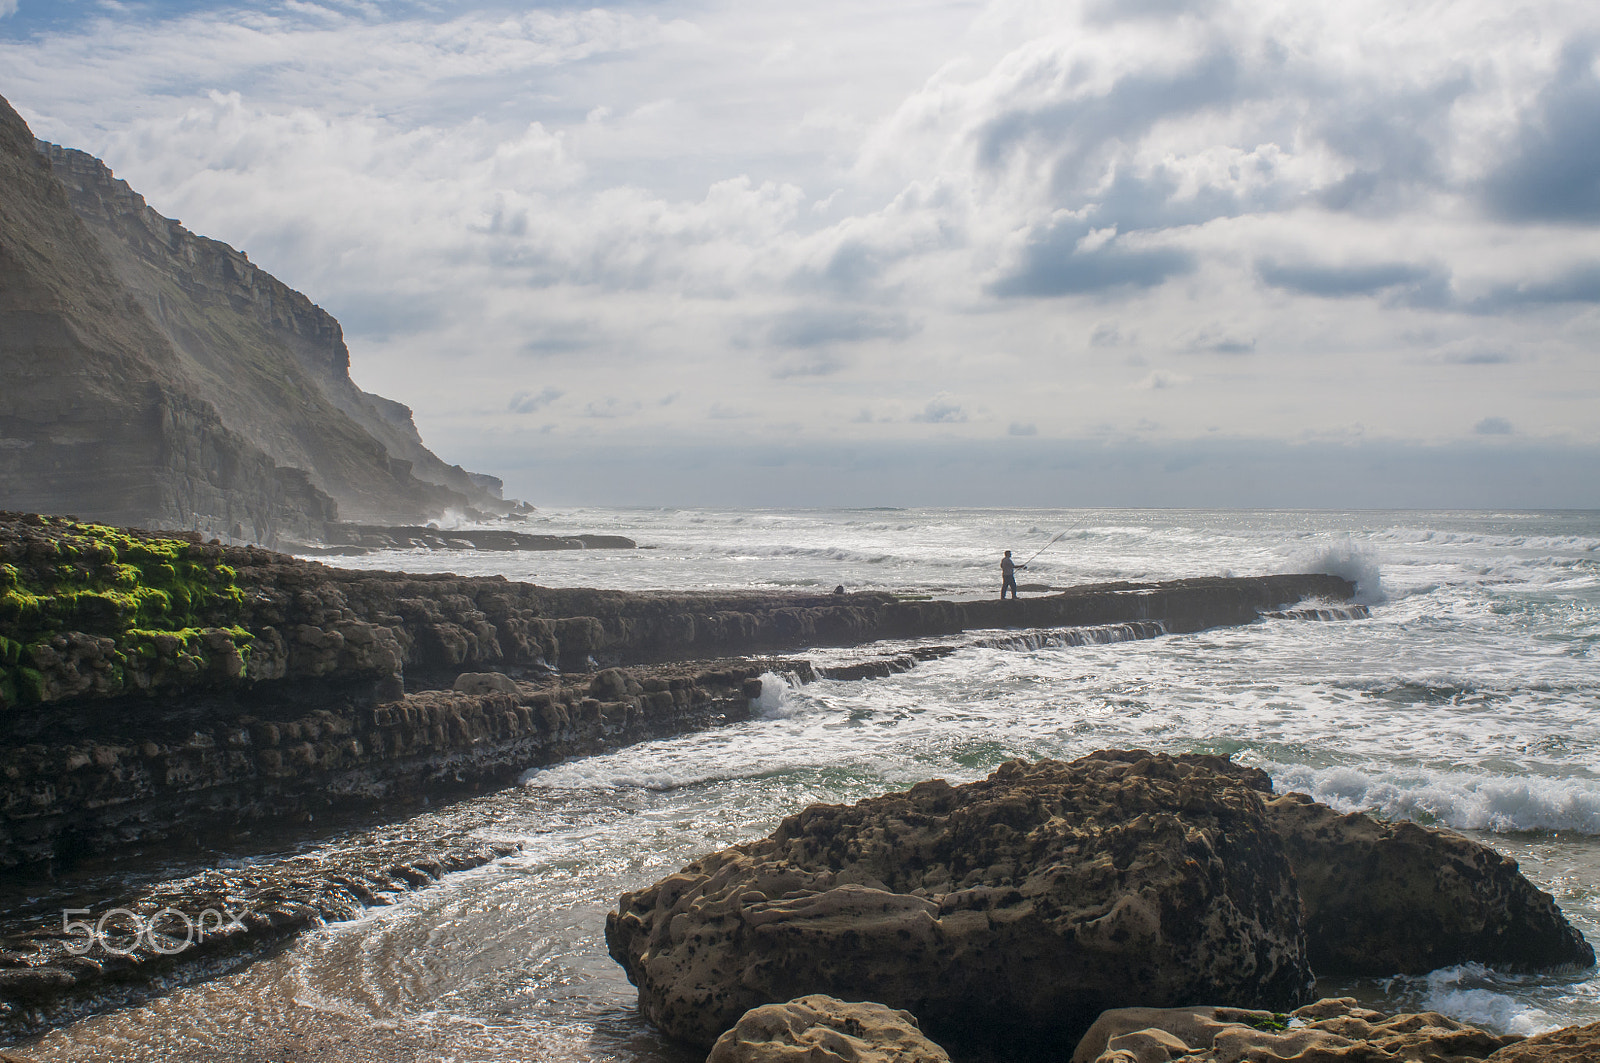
[[606, 751, 1314, 1055], [1266, 792, 1596, 974], [707, 995, 951, 1063], [1076, 997, 1522, 1063], [1483, 1020, 1600, 1062]]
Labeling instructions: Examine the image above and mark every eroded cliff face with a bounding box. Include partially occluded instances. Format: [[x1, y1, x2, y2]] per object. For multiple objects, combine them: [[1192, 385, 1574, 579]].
[[37, 142, 507, 522], [0, 96, 339, 545], [0, 92, 506, 540]]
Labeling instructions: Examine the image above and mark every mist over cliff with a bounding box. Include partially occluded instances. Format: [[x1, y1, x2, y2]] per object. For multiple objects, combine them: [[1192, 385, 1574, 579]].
[[0, 93, 508, 545]]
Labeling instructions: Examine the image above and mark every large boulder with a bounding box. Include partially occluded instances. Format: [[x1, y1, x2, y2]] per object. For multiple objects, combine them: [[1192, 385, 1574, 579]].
[[606, 752, 1314, 1055], [1074, 997, 1523, 1063], [707, 995, 951, 1063], [1266, 792, 1595, 974]]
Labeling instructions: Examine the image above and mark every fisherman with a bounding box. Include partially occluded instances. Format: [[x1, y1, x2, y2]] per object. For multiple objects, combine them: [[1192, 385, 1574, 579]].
[[1000, 550, 1022, 599]]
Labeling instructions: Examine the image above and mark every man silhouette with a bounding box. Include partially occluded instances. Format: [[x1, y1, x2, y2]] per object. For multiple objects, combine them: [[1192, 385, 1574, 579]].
[[1001, 550, 1022, 599]]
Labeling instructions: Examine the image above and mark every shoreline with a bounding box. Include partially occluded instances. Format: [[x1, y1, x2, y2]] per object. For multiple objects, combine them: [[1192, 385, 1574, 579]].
[[0, 511, 1362, 1038]]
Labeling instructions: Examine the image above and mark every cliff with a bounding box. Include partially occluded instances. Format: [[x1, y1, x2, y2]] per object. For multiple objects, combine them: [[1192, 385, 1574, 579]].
[[0, 93, 506, 542]]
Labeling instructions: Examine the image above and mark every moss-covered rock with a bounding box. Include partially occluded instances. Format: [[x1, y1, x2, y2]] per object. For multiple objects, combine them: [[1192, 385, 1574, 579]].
[[0, 515, 251, 705]]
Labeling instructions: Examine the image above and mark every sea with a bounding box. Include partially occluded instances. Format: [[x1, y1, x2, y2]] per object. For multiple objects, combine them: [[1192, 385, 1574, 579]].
[[10, 507, 1600, 1061]]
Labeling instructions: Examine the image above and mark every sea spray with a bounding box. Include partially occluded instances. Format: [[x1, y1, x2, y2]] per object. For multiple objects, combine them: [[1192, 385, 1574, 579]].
[[752, 670, 804, 718], [1301, 538, 1385, 603]]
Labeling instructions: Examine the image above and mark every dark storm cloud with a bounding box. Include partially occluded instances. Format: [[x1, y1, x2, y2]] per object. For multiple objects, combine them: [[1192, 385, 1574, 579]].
[[991, 218, 1194, 297], [1483, 45, 1600, 224], [766, 307, 914, 348], [1256, 258, 1452, 301]]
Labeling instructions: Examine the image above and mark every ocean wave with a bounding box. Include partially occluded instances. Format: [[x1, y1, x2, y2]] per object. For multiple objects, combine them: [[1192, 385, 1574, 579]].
[[1372, 529, 1600, 553], [1295, 540, 1385, 604], [1374, 964, 1562, 1036], [1267, 763, 1600, 835], [716, 544, 900, 564]]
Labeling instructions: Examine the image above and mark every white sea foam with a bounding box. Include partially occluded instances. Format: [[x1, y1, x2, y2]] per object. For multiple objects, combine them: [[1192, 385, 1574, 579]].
[[753, 671, 803, 718], [1267, 763, 1600, 835], [1406, 965, 1562, 1036]]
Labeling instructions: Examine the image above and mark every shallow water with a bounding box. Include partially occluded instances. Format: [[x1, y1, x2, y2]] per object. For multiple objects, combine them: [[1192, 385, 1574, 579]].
[[8, 508, 1599, 1059]]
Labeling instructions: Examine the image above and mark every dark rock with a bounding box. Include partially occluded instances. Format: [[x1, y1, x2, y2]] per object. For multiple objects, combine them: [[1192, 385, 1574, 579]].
[[452, 672, 518, 695], [1266, 791, 1595, 974], [606, 752, 1314, 1056]]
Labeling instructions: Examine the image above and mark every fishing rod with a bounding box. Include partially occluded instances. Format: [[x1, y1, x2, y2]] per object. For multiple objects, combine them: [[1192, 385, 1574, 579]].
[[1020, 529, 1069, 567], [1018, 512, 1093, 566]]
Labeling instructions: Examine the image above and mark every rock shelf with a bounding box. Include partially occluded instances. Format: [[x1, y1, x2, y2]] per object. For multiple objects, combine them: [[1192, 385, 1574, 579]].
[[0, 511, 1357, 876]]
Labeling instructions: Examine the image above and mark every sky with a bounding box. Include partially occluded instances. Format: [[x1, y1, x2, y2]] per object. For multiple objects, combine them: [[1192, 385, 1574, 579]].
[[3, 0, 1598, 507]]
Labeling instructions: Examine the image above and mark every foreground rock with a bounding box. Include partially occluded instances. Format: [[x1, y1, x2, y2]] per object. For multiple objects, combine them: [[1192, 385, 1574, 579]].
[[1484, 1021, 1600, 1062], [1267, 792, 1595, 974], [1074, 997, 1523, 1063], [607, 752, 1314, 1055], [708, 995, 951, 1063], [609, 752, 1595, 1059]]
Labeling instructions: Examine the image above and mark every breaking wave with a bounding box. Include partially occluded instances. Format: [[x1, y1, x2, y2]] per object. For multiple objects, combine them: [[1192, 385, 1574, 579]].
[[1298, 539, 1385, 604], [1266, 762, 1600, 836]]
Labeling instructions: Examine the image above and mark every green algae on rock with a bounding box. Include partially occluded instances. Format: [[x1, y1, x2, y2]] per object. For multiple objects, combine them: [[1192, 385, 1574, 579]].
[[0, 514, 252, 707]]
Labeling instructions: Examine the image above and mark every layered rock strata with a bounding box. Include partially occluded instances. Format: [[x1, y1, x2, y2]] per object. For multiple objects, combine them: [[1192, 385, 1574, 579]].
[[606, 753, 1317, 1056], [0, 655, 773, 871], [0, 92, 504, 540], [37, 140, 506, 523], [607, 753, 1593, 1057], [1, 512, 1356, 872]]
